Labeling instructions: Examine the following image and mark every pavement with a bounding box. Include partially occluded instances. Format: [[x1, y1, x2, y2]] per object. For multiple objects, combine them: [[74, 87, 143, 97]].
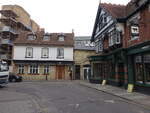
[[78, 80, 150, 109]]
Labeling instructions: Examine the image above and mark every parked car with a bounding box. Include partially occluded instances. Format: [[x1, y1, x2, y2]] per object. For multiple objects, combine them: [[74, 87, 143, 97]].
[[9, 73, 23, 82]]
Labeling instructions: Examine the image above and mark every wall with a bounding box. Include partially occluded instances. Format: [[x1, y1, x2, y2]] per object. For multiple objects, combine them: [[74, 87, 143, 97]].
[[74, 50, 96, 80], [31, 20, 40, 32], [13, 46, 73, 61], [125, 5, 150, 48]]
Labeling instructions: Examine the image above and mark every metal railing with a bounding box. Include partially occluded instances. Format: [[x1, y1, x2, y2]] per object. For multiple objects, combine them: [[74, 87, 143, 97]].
[[0, 26, 18, 34]]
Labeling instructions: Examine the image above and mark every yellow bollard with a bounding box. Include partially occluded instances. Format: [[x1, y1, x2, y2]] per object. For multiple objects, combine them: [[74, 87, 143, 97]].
[[127, 84, 134, 93]]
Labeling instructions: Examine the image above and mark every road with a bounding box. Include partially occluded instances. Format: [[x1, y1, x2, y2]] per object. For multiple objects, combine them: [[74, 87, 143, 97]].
[[0, 81, 149, 113]]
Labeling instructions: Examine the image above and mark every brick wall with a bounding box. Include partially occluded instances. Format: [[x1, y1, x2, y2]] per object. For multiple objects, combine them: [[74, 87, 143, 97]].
[[125, 5, 150, 48]]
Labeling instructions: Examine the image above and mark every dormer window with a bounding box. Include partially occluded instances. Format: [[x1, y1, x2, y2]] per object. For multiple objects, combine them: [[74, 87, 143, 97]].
[[43, 35, 50, 41], [27, 34, 36, 40], [58, 35, 65, 41]]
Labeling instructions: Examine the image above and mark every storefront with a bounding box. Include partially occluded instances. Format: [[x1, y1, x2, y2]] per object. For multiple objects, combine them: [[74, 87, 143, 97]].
[[127, 42, 150, 93], [89, 49, 127, 86]]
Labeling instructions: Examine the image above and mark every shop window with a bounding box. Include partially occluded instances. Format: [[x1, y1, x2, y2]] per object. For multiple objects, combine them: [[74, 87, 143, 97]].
[[26, 47, 33, 58], [44, 65, 49, 74], [29, 65, 39, 74], [135, 55, 143, 84], [134, 54, 150, 85], [41, 48, 49, 58], [18, 65, 24, 74], [144, 54, 150, 84]]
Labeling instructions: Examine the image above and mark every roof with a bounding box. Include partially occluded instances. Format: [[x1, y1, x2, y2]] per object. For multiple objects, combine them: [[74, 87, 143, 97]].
[[74, 36, 95, 51], [100, 3, 126, 18], [14, 31, 74, 47]]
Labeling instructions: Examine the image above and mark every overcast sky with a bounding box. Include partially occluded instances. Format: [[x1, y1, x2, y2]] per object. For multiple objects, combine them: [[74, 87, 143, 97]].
[[0, 0, 130, 36]]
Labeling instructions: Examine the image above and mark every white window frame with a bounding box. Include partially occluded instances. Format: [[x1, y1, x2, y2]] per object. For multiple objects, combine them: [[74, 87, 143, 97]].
[[43, 35, 50, 41], [57, 48, 64, 59], [18, 65, 24, 74], [29, 65, 39, 74], [44, 65, 49, 74], [27, 35, 36, 40], [131, 25, 139, 40], [26, 47, 33, 58], [58, 36, 64, 41], [41, 48, 49, 58]]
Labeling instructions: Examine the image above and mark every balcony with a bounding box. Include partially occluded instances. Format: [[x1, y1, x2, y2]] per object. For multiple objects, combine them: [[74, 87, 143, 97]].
[[0, 26, 18, 35], [0, 54, 11, 60], [1, 39, 13, 45]]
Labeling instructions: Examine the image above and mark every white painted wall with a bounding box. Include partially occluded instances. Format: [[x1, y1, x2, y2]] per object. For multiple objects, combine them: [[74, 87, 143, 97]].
[[13, 46, 73, 61]]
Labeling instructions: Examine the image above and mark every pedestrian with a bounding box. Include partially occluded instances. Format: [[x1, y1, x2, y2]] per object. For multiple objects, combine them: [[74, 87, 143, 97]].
[[69, 70, 72, 80]]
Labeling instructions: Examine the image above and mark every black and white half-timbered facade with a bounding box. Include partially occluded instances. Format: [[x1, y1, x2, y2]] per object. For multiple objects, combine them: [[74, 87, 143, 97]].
[[89, 3, 127, 86]]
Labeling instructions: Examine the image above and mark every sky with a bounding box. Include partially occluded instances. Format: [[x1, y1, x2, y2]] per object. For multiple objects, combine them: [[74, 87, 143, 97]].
[[0, 0, 130, 36]]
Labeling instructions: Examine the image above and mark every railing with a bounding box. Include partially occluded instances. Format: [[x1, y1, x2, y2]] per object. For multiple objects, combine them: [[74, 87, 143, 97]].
[[0, 26, 18, 34], [1, 39, 13, 45], [0, 54, 11, 60]]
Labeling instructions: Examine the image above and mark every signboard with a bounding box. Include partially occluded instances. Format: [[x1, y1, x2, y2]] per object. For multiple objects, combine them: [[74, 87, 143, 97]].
[[102, 80, 106, 86], [127, 84, 134, 93]]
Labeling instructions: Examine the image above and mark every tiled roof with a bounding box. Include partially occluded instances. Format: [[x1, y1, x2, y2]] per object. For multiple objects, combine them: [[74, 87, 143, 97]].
[[14, 31, 74, 47], [100, 3, 126, 18]]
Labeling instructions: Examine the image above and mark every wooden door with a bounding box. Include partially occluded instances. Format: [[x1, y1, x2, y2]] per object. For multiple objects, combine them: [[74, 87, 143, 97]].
[[56, 65, 65, 79]]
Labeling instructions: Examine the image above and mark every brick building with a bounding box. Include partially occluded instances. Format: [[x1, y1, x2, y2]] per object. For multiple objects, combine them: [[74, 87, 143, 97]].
[[90, 0, 150, 91]]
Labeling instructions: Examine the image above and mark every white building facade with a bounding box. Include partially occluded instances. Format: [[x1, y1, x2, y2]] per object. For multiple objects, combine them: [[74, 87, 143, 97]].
[[12, 32, 74, 80]]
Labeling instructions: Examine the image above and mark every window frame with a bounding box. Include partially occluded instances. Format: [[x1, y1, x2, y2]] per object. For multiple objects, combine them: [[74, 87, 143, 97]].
[[41, 47, 49, 58], [18, 64, 24, 74], [29, 65, 39, 74], [57, 48, 64, 59], [43, 65, 49, 75], [130, 25, 139, 40], [25, 47, 33, 58], [43, 35, 50, 41], [58, 35, 65, 41], [27, 34, 36, 40]]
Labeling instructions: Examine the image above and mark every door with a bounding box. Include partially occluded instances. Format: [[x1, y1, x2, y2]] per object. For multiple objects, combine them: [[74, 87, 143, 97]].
[[75, 65, 80, 80], [118, 63, 125, 86], [84, 68, 91, 80], [56, 65, 65, 79]]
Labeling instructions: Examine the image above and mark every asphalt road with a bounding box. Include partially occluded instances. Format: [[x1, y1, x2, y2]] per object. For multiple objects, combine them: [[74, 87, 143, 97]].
[[0, 81, 149, 113]]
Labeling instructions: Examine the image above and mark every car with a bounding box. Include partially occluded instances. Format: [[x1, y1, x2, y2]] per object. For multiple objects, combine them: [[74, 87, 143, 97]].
[[9, 74, 23, 82]]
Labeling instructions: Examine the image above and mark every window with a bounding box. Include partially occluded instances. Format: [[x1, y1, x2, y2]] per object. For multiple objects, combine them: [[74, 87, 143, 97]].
[[29, 65, 39, 74], [131, 25, 139, 40], [134, 54, 150, 85], [18, 65, 24, 74], [41, 48, 49, 58], [103, 15, 107, 23], [43, 35, 50, 41], [95, 40, 103, 53], [27, 35, 36, 40], [57, 48, 64, 59], [109, 30, 121, 46], [58, 36, 64, 41], [26, 47, 33, 58], [44, 65, 49, 74]]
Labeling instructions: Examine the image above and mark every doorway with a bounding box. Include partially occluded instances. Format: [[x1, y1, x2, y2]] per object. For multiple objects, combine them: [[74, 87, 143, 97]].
[[56, 65, 65, 79]]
